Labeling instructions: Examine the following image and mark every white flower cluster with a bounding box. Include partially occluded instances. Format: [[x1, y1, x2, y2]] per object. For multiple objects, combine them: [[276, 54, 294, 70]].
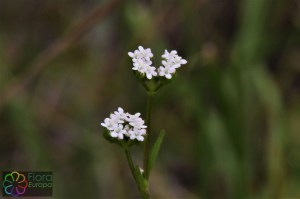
[[128, 46, 157, 79], [101, 107, 147, 141], [158, 50, 188, 79], [128, 46, 187, 80]]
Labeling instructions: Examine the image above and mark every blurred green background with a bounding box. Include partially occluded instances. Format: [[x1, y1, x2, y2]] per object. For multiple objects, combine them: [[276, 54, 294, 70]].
[[1, 0, 300, 198]]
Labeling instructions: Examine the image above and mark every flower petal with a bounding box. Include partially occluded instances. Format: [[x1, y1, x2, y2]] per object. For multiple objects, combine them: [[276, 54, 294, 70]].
[[128, 52, 134, 57]]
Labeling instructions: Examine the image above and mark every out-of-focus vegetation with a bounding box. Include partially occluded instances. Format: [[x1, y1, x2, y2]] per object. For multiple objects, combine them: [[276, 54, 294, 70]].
[[1, 0, 300, 198]]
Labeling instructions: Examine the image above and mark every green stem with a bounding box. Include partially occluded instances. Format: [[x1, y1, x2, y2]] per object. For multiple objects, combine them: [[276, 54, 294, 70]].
[[143, 93, 153, 179], [124, 148, 150, 199], [124, 93, 154, 199], [125, 148, 136, 181]]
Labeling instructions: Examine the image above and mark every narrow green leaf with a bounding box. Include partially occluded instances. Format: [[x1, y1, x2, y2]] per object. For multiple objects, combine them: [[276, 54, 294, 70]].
[[148, 130, 166, 176]]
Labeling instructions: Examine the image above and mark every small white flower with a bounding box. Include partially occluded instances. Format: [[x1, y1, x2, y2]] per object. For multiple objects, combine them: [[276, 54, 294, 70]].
[[114, 107, 127, 120], [158, 65, 176, 79], [161, 50, 177, 59], [101, 108, 147, 141], [123, 124, 131, 136], [128, 113, 147, 128], [100, 118, 118, 131], [110, 113, 124, 125], [128, 46, 157, 80], [129, 128, 146, 141], [128, 46, 153, 61], [110, 124, 126, 139], [132, 59, 152, 73], [144, 65, 157, 79], [158, 49, 187, 79]]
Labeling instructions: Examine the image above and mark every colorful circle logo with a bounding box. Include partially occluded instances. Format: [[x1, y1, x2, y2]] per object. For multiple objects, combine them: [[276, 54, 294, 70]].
[[2, 171, 28, 197]]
